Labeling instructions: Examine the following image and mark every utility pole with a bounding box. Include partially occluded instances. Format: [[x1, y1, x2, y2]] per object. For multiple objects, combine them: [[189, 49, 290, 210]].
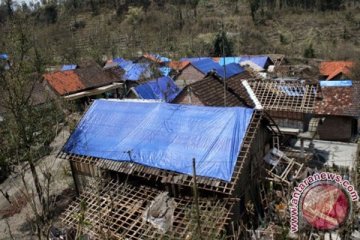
[[221, 22, 227, 107], [192, 158, 202, 239]]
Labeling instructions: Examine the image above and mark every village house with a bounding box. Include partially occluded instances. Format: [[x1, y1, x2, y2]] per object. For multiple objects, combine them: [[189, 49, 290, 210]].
[[319, 61, 354, 80], [175, 58, 221, 86], [315, 80, 360, 141], [127, 76, 181, 102], [58, 99, 274, 239], [43, 62, 123, 103], [173, 71, 253, 107]]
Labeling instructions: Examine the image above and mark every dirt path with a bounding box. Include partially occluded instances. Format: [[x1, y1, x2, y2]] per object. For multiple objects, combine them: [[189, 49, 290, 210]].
[[0, 127, 73, 239]]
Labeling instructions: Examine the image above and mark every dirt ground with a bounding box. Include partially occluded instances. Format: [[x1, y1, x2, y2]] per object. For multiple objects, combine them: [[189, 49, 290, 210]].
[[0, 127, 74, 240]]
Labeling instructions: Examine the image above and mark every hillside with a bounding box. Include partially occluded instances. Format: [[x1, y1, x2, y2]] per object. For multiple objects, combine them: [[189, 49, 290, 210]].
[[1, 0, 360, 63]]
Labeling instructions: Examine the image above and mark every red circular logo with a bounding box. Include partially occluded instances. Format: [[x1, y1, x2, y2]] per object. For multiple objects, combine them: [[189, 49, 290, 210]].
[[300, 183, 351, 231]]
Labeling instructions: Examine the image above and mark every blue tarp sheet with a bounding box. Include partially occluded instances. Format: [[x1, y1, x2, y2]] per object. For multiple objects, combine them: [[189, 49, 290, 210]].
[[113, 58, 132, 70], [134, 77, 181, 102], [61, 64, 77, 71], [159, 67, 171, 76], [180, 57, 211, 62], [215, 63, 245, 79], [123, 63, 152, 81], [217, 57, 241, 66], [63, 100, 254, 181], [148, 54, 171, 63], [0, 54, 8, 60], [239, 56, 272, 69], [320, 80, 352, 87], [192, 59, 221, 75]]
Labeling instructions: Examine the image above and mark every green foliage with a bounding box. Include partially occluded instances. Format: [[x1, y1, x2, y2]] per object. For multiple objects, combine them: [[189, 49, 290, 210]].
[[211, 30, 233, 57], [125, 7, 145, 27], [303, 44, 315, 58]]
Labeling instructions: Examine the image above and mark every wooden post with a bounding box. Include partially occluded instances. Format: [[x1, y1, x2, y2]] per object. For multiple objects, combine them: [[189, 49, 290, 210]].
[[192, 158, 202, 239]]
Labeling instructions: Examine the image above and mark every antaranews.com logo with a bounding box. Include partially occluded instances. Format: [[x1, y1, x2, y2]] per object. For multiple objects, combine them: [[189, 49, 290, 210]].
[[290, 172, 359, 233]]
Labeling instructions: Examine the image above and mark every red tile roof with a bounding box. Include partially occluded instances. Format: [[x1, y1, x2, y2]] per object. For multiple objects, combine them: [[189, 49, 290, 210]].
[[315, 81, 360, 117], [43, 71, 85, 95], [319, 61, 353, 80], [168, 61, 190, 71], [43, 63, 121, 96]]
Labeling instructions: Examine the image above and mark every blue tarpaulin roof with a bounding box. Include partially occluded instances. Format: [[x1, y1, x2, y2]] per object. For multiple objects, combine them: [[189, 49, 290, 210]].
[[191, 59, 221, 75], [123, 63, 152, 81], [215, 63, 245, 79], [217, 57, 242, 66], [113, 58, 132, 70], [0, 54, 8, 60], [148, 54, 171, 63], [159, 66, 171, 76], [320, 80, 352, 87], [134, 76, 181, 102], [61, 64, 77, 71], [180, 57, 211, 62], [63, 100, 254, 181], [239, 56, 272, 69]]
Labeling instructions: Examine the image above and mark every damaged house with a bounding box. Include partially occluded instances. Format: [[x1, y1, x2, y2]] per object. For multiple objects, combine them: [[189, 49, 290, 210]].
[[58, 99, 274, 239]]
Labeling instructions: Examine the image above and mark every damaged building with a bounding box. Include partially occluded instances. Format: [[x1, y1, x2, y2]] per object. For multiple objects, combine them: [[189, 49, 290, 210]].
[[57, 99, 276, 239]]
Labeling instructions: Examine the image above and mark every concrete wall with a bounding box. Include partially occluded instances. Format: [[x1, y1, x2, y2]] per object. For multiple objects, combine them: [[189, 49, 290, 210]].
[[317, 116, 355, 142]]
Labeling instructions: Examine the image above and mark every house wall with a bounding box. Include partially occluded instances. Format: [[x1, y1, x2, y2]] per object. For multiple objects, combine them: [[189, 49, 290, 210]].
[[176, 65, 205, 84], [173, 89, 204, 106], [317, 116, 354, 142], [267, 110, 305, 130], [231, 119, 272, 220]]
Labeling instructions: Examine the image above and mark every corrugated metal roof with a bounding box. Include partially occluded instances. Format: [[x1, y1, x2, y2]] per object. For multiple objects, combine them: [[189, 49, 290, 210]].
[[215, 63, 244, 79], [239, 56, 272, 69], [191, 59, 221, 75], [61, 64, 77, 71], [320, 80, 352, 87], [122, 63, 152, 81], [134, 76, 181, 102]]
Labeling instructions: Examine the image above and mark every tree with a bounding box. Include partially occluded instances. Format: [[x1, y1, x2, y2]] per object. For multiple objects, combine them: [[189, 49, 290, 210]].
[[210, 30, 233, 57], [0, 17, 64, 239]]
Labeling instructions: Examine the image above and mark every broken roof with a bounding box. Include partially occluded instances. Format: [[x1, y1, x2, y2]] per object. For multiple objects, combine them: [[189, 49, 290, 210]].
[[133, 76, 181, 102], [63, 99, 254, 181], [61, 181, 234, 239], [319, 61, 354, 80], [315, 80, 360, 117], [143, 53, 171, 63], [239, 56, 273, 69], [245, 79, 318, 113]]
